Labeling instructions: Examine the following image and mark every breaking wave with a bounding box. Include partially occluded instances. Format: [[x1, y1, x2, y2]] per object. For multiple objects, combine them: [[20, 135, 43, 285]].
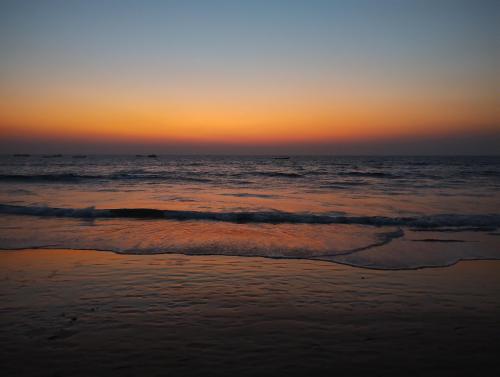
[[1, 204, 499, 229]]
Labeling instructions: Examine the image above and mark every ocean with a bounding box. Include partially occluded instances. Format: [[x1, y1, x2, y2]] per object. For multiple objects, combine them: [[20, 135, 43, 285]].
[[1, 155, 499, 269]]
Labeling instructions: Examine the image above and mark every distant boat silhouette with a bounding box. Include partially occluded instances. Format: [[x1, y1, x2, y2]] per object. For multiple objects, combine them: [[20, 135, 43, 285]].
[[13, 154, 30, 157], [42, 154, 63, 158], [272, 156, 290, 160], [147, 154, 158, 158]]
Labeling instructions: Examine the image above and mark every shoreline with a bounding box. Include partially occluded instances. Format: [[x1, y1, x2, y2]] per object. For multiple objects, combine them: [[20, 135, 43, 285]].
[[2, 246, 500, 271]]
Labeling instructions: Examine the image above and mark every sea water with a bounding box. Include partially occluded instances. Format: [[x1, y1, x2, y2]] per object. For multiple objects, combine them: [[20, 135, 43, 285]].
[[1, 155, 499, 269]]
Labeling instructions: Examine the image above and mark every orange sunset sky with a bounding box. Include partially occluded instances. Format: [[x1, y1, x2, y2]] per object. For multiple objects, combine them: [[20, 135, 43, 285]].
[[0, 0, 499, 153]]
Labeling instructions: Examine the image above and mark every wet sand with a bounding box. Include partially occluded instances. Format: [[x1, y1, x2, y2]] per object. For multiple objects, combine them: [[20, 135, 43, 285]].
[[1, 249, 499, 377]]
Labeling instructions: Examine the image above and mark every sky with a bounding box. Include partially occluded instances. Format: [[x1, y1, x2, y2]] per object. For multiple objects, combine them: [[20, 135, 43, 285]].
[[0, 0, 499, 154]]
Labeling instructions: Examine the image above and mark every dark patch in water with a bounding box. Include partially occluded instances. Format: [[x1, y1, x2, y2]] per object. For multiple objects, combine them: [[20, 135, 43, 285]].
[[252, 171, 303, 178], [411, 239, 467, 243], [410, 227, 498, 232], [0, 173, 213, 184], [338, 171, 399, 179], [220, 193, 279, 199]]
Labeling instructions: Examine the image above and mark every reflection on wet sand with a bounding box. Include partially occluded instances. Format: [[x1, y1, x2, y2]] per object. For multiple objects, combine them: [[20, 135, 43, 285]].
[[1, 249, 499, 376]]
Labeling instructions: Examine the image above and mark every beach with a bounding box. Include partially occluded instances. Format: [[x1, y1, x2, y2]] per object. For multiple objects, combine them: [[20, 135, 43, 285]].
[[1, 248, 499, 376], [2, 0, 499, 375], [1, 156, 499, 376]]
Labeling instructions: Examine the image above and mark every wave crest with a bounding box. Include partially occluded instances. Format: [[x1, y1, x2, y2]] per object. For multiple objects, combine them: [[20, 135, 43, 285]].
[[0, 204, 499, 229]]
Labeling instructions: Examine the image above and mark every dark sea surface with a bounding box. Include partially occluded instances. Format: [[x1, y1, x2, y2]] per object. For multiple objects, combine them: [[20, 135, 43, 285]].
[[1, 155, 499, 269]]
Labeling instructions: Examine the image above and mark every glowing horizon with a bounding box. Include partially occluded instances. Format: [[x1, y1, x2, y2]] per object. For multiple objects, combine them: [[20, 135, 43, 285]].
[[1, 0, 498, 153]]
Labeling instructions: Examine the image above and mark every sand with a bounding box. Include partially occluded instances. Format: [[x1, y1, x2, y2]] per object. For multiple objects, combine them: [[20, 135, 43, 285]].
[[1, 249, 499, 377]]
